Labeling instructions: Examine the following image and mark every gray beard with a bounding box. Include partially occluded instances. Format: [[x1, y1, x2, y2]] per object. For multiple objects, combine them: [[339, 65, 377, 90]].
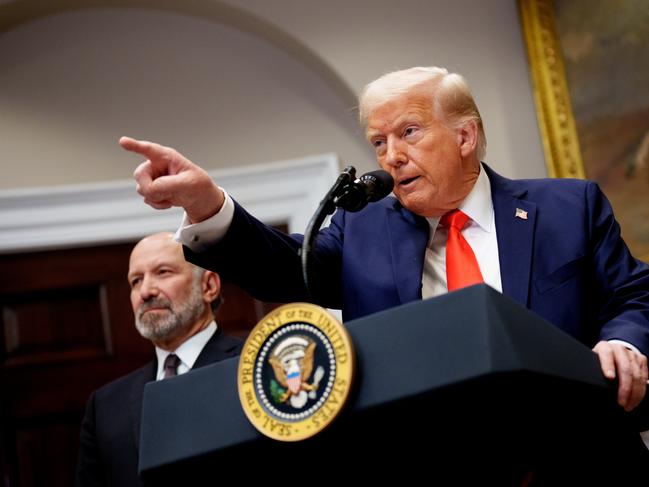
[[135, 282, 206, 342]]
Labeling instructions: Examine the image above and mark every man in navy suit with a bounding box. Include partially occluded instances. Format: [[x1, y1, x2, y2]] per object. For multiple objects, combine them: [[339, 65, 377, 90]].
[[76, 233, 241, 487], [120, 66, 648, 416]]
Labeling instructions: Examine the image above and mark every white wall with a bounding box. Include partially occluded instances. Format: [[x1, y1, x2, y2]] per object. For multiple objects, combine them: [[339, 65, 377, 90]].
[[226, 0, 546, 179], [0, 0, 546, 193]]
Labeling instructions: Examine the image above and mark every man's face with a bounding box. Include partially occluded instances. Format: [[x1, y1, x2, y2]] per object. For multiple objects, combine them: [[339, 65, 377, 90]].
[[366, 88, 479, 217], [127, 235, 205, 343]]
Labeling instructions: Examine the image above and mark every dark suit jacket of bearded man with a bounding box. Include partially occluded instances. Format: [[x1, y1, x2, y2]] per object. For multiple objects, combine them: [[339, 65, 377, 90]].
[[76, 329, 242, 487]]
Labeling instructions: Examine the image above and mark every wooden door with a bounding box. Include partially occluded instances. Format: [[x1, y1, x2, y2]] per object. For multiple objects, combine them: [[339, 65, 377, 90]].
[[0, 239, 282, 486]]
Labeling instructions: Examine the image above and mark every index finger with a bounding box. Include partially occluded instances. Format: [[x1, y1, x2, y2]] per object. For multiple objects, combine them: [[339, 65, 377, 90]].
[[119, 136, 170, 161]]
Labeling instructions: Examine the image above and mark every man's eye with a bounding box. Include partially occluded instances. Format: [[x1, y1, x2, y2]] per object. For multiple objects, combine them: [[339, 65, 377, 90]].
[[372, 139, 385, 148], [404, 127, 417, 137], [130, 277, 141, 287]]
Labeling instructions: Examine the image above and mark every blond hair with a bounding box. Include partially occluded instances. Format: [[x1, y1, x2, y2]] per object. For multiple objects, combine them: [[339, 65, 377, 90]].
[[359, 66, 487, 160]]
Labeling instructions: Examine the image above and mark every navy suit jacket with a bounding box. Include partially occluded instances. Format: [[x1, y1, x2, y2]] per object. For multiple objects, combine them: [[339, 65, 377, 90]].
[[75, 330, 242, 487], [186, 165, 649, 355]]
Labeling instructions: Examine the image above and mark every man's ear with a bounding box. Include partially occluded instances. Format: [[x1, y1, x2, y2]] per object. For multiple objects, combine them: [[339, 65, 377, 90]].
[[458, 120, 478, 158], [202, 271, 221, 304]]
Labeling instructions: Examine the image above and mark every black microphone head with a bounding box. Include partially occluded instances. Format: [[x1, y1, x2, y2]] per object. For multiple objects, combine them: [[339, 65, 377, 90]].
[[332, 169, 394, 212], [360, 170, 394, 202]]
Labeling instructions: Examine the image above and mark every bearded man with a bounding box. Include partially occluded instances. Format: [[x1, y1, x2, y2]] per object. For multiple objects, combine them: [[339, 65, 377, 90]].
[[76, 233, 241, 487]]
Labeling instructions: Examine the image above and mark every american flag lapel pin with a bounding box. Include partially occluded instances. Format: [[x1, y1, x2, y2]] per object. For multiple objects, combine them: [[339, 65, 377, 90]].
[[515, 208, 528, 220]]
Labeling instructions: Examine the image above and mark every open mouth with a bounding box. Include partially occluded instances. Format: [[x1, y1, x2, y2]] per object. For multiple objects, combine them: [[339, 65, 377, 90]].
[[399, 176, 420, 187]]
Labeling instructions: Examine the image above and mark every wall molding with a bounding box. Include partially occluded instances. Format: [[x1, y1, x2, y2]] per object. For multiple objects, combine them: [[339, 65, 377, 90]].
[[0, 153, 340, 254]]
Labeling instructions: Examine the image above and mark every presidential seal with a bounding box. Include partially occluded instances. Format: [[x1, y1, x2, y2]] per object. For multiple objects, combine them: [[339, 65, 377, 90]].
[[237, 302, 354, 441]]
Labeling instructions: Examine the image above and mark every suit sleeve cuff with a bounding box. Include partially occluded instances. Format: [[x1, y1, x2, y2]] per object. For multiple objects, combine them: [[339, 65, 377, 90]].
[[174, 188, 234, 252]]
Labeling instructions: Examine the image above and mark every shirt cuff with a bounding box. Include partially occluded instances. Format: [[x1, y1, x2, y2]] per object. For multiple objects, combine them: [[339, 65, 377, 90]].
[[174, 188, 235, 252], [641, 430, 649, 450], [607, 339, 643, 357]]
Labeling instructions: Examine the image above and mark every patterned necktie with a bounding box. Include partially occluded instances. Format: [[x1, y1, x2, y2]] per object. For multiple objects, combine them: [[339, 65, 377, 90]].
[[440, 210, 484, 292], [163, 353, 181, 379]]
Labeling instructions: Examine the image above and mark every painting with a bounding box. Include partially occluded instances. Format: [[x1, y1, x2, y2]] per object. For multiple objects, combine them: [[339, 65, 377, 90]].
[[519, 0, 649, 262]]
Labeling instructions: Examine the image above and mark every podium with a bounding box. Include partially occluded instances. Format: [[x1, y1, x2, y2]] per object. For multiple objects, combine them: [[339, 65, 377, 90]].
[[139, 285, 648, 484]]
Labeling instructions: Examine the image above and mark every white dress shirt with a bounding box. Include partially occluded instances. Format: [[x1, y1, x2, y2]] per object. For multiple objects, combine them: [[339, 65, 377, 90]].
[[154, 321, 217, 381]]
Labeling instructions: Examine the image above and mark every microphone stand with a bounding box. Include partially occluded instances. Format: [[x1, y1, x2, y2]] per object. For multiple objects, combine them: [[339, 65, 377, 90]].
[[301, 166, 356, 301]]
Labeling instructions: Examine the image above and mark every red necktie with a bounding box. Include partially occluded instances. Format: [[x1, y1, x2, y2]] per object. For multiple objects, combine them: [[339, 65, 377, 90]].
[[440, 210, 483, 292]]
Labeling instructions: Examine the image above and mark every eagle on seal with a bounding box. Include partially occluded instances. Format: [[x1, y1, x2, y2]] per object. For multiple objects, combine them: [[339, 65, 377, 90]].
[[269, 336, 319, 408]]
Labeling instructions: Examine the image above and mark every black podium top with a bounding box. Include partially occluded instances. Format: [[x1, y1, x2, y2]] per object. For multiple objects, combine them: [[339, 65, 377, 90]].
[[140, 285, 632, 473]]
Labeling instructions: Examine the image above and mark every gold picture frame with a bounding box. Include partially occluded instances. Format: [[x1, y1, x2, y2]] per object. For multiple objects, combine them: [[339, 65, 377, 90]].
[[519, 0, 649, 262], [518, 0, 585, 179]]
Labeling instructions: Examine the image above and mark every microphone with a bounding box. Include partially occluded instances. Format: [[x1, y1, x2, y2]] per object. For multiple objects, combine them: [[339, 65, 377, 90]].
[[333, 170, 394, 212], [301, 166, 394, 301]]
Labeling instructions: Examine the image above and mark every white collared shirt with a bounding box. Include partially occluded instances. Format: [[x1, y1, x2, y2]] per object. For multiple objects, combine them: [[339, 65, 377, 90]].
[[154, 321, 218, 381], [422, 165, 502, 299]]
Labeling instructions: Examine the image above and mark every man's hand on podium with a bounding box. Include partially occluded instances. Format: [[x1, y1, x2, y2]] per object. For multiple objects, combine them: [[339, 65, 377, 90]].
[[593, 341, 648, 412]]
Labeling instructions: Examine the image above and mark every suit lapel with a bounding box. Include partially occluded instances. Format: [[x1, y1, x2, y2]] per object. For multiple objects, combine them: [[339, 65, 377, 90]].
[[194, 328, 242, 367], [385, 201, 429, 304], [485, 165, 537, 307], [129, 361, 156, 452]]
